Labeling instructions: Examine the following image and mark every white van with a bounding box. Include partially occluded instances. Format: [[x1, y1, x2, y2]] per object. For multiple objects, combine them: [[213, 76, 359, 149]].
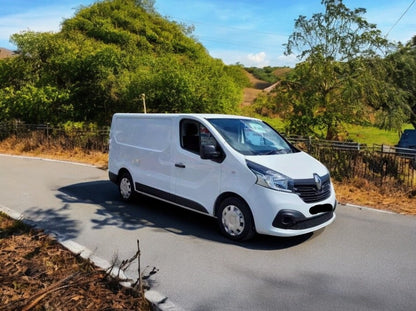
[[108, 113, 336, 240]]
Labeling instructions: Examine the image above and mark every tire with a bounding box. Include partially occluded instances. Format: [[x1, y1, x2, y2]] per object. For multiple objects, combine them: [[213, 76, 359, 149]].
[[118, 171, 134, 202], [217, 197, 255, 241]]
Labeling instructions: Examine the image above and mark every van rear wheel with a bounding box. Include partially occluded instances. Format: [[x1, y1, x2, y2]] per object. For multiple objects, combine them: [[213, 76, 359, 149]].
[[217, 197, 255, 241], [119, 171, 134, 202]]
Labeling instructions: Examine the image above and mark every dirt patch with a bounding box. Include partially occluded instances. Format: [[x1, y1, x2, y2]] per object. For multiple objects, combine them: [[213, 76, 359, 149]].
[[0, 47, 15, 59], [0, 214, 150, 311], [241, 71, 271, 106]]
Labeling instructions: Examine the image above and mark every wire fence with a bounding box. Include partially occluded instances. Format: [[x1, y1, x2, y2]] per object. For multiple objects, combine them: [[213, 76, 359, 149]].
[[0, 121, 110, 152], [1, 122, 415, 190]]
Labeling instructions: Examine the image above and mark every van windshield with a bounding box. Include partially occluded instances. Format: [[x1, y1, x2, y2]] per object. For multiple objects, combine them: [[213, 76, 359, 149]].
[[208, 118, 295, 155]]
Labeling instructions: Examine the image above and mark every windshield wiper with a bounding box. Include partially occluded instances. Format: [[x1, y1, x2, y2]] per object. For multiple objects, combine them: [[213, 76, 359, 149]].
[[263, 149, 291, 155]]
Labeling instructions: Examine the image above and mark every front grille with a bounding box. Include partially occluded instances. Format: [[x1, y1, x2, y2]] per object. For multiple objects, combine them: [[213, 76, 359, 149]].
[[294, 174, 331, 203]]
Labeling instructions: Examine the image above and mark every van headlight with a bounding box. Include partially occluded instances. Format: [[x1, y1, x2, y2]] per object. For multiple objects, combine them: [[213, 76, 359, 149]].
[[246, 160, 294, 192]]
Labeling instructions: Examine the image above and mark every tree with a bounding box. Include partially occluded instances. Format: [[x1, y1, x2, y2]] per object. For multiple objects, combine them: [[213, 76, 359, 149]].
[[285, 0, 391, 61], [278, 0, 396, 139], [382, 36, 416, 129]]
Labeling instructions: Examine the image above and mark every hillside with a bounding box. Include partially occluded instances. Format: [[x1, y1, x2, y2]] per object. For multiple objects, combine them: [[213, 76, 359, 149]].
[[272, 66, 291, 78], [0, 48, 15, 59], [242, 70, 283, 107], [242, 66, 292, 106], [241, 71, 270, 106]]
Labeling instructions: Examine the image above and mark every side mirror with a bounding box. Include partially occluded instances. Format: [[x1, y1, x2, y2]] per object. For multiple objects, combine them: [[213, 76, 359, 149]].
[[200, 144, 221, 160]]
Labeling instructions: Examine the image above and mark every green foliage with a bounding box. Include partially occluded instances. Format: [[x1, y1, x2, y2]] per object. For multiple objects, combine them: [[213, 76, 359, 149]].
[[61, 121, 99, 134], [245, 66, 280, 83], [0, 85, 71, 123], [285, 0, 392, 61], [225, 65, 251, 88], [59, 122, 103, 150], [0, 0, 247, 125], [382, 37, 416, 128]]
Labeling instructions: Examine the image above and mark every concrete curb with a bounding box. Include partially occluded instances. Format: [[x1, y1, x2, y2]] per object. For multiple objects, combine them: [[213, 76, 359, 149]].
[[341, 202, 398, 215], [145, 290, 186, 311], [0, 203, 184, 311]]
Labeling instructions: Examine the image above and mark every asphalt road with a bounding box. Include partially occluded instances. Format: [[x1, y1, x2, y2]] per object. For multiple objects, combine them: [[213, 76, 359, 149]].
[[1, 154, 416, 311]]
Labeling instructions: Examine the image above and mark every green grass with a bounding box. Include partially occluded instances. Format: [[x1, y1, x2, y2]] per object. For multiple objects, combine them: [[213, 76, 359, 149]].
[[256, 116, 286, 131], [343, 124, 414, 146]]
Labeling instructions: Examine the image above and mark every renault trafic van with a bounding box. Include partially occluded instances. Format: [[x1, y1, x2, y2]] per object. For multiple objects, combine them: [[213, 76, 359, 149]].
[[108, 113, 336, 240]]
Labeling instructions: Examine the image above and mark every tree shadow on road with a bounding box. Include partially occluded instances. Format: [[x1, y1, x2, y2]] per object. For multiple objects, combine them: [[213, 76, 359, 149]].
[[22, 204, 81, 241], [57, 180, 313, 250]]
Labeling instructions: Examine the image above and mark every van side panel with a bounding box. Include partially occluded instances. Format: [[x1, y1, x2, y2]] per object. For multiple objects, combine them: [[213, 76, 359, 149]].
[[109, 115, 173, 195]]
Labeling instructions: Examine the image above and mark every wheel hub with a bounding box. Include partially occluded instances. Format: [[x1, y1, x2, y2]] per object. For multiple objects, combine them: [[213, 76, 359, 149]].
[[222, 205, 245, 236], [120, 177, 132, 199]]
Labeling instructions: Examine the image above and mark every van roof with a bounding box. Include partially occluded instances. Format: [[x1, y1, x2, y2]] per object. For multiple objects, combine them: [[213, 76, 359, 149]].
[[113, 113, 258, 121]]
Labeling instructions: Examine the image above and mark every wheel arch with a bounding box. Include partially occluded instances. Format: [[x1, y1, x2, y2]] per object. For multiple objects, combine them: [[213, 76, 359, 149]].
[[214, 192, 255, 225], [215, 192, 257, 240], [116, 167, 135, 191], [117, 167, 131, 182]]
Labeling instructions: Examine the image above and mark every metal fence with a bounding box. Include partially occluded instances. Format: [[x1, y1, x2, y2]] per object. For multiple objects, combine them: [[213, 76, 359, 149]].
[[0, 122, 110, 152], [1, 122, 415, 190], [287, 136, 416, 190]]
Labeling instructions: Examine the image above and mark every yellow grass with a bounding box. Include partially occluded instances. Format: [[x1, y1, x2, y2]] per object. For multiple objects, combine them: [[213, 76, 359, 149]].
[[333, 178, 416, 215], [0, 136, 108, 169]]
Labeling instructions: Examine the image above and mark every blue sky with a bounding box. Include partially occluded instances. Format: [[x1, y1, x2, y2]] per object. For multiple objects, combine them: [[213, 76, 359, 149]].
[[0, 0, 415, 67]]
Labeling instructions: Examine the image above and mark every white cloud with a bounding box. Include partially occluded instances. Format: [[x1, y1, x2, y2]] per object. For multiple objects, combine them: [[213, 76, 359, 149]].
[[276, 53, 298, 68], [209, 48, 301, 68], [247, 52, 267, 64]]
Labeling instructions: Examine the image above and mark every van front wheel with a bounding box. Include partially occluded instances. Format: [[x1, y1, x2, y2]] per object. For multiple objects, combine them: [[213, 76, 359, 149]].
[[217, 197, 255, 241], [119, 171, 134, 202]]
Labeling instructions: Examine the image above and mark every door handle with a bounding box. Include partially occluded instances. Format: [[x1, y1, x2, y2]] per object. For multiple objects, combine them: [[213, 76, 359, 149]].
[[175, 163, 186, 168]]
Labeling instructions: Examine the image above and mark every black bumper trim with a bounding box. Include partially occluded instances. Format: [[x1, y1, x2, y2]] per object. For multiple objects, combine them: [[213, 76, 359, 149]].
[[273, 209, 334, 230], [135, 182, 209, 214]]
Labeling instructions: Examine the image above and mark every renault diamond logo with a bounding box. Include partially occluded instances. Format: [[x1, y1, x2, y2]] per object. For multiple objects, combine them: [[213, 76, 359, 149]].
[[313, 173, 322, 191]]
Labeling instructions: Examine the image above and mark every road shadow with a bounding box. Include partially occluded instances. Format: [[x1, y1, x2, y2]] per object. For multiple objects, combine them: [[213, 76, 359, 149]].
[[57, 180, 313, 250], [23, 204, 81, 241]]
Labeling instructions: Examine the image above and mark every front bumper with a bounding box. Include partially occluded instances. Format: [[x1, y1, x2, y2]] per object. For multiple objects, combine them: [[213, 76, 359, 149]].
[[246, 183, 337, 237]]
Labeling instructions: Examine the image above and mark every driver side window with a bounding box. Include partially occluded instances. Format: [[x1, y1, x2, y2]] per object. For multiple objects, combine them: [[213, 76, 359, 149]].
[[180, 119, 221, 155], [181, 120, 200, 153]]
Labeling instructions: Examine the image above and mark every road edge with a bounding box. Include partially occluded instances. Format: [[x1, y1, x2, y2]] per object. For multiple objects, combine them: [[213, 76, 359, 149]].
[[0, 153, 99, 168]]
